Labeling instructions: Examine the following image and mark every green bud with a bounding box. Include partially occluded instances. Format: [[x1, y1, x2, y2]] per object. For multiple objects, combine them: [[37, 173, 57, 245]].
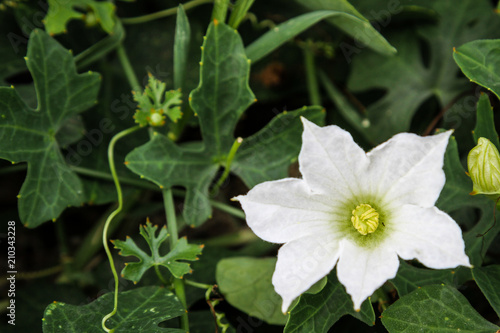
[[467, 137, 500, 195], [132, 74, 182, 127]]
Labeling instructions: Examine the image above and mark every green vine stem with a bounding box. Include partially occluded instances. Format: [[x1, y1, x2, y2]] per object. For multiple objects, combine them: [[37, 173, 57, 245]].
[[121, 0, 213, 25], [302, 40, 321, 106], [185, 279, 212, 290], [228, 0, 256, 29], [116, 45, 140, 92], [154, 266, 169, 285], [162, 188, 190, 330], [71, 193, 140, 272], [75, 21, 125, 70], [212, 0, 230, 22], [71, 166, 158, 190], [209, 200, 245, 219], [245, 12, 276, 30], [212, 137, 243, 194], [102, 125, 142, 332]]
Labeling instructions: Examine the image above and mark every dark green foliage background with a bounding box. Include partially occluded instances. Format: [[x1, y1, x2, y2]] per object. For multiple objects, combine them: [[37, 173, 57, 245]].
[[1, 0, 500, 332]]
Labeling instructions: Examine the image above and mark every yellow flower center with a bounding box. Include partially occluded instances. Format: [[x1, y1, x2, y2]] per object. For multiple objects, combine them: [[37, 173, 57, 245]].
[[351, 204, 379, 235]]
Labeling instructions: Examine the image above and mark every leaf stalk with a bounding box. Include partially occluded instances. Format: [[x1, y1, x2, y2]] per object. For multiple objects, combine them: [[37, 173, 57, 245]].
[[162, 188, 190, 330]]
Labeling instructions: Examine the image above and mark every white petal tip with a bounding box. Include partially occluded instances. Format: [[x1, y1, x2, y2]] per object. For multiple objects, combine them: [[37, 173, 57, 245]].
[[300, 116, 315, 128], [231, 195, 244, 202]]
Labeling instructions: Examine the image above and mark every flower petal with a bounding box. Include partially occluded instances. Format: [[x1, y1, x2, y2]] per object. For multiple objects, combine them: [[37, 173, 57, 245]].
[[235, 178, 339, 243], [337, 239, 400, 310], [366, 130, 452, 207], [390, 205, 471, 268], [299, 117, 369, 199], [272, 233, 342, 312]]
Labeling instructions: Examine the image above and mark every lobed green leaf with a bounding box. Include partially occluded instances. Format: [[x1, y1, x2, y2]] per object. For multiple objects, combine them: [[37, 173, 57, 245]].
[[113, 221, 203, 282], [346, 0, 500, 143], [0, 29, 100, 227], [44, 0, 116, 34]]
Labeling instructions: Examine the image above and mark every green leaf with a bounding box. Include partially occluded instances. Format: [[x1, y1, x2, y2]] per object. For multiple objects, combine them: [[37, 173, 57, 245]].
[[473, 93, 500, 148], [346, 0, 500, 143], [246, 9, 395, 63], [173, 5, 191, 91], [190, 22, 255, 159], [294, 0, 396, 55], [55, 115, 85, 149], [216, 257, 288, 325], [0, 29, 100, 228], [284, 270, 375, 333], [126, 22, 323, 226], [436, 136, 499, 266], [232, 106, 324, 188], [453, 39, 500, 101], [42, 286, 186, 333], [113, 221, 203, 282], [473, 265, 500, 318], [44, 0, 116, 35], [381, 284, 500, 333], [390, 261, 455, 297]]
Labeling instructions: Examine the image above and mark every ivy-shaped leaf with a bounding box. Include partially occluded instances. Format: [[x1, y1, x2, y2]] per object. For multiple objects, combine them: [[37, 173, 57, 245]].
[[0, 29, 100, 228], [113, 221, 203, 283], [44, 0, 116, 35], [42, 286, 186, 333], [284, 270, 375, 333], [125, 21, 324, 226], [381, 285, 500, 333], [344, 0, 500, 143]]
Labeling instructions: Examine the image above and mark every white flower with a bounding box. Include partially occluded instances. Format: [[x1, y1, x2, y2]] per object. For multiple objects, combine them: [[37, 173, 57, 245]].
[[235, 118, 471, 312]]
